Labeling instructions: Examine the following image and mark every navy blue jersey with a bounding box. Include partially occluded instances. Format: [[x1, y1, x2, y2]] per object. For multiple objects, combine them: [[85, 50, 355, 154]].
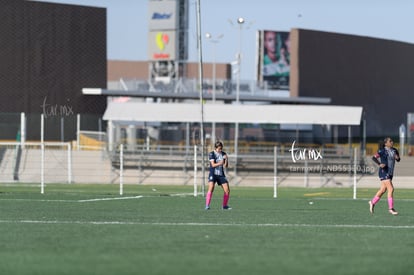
[[373, 147, 399, 176], [208, 150, 227, 177]]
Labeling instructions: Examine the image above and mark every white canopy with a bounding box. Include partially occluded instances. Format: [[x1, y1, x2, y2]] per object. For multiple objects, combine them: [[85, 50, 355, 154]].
[[103, 102, 362, 125]]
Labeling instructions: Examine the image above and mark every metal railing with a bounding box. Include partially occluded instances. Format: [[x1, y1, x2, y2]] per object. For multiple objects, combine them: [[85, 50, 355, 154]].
[[109, 143, 375, 175], [107, 77, 290, 98]]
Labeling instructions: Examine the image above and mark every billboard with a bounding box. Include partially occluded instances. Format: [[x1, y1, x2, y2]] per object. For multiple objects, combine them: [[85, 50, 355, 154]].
[[147, 1, 188, 62], [148, 0, 177, 30], [148, 30, 176, 60], [257, 30, 290, 90]]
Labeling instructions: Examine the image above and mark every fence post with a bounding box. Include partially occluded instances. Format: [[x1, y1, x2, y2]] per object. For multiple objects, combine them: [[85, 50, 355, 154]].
[[194, 145, 197, 197], [353, 147, 357, 199], [304, 158, 309, 188], [120, 144, 124, 196], [273, 146, 277, 198], [68, 142, 72, 184], [40, 114, 45, 194], [76, 114, 80, 150], [20, 112, 26, 149]]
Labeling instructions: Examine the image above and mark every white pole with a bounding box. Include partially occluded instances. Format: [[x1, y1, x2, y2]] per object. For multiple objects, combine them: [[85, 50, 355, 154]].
[[108, 120, 114, 152], [120, 144, 124, 196], [205, 32, 223, 145], [76, 114, 80, 150], [196, 0, 206, 196], [273, 146, 277, 198], [353, 147, 357, 199], [233, 18, 244, 177], [211, 39, 216, 146], [68, 143, 72, 184], [194, 145, 197, 197], [304, 158, 309, 187], [20, 112, 25, 149], [40, 114, 44, 194], [60, 117, 64, 142], [236, 18, 244, 104], [399, 124, 406, 156]]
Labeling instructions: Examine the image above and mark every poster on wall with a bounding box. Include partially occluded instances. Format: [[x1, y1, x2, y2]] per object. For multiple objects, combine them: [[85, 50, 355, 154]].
[[257, 30, 290, 90]]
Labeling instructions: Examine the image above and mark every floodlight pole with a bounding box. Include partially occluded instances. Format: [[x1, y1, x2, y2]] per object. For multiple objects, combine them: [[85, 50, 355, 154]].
[[236, 17, 244, 104], [205, 32, 223, 145], [196, 0, 205, 196], [234, 17, 245, 176]]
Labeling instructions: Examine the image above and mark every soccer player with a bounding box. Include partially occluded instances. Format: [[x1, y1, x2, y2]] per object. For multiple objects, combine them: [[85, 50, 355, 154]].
[[205, 141, 231, 210], [369, 137, 400, 215]]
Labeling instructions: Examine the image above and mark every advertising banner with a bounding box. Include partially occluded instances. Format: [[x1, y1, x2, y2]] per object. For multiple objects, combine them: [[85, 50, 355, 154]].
[[148, 0, 177, 30], [257, 30, 290, 90], [148, 30, 176, 60]]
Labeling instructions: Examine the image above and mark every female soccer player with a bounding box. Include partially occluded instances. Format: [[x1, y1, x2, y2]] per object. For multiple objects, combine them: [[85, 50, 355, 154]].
[[369, 137, 400, 215], [205, 141, 231, 210]]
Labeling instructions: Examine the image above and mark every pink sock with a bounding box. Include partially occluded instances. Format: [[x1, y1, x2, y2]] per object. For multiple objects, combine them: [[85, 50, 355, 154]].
[[371, 196, 380, 205], [388, 197, 394, 209], [206, 192, 212, 207], [223, 193, 230, 207]]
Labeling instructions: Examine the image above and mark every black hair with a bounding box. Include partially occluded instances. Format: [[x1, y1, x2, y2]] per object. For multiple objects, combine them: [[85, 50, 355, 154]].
[[378, 139, 385, 150], [379, 137, 392, 149]]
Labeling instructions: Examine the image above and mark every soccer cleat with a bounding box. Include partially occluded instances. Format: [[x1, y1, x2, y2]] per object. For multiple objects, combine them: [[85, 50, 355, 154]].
[[368, 201, 374, 214], [389, 208, 398, 215], [205, 206, 210, 210], [222, 205, 232, 210]]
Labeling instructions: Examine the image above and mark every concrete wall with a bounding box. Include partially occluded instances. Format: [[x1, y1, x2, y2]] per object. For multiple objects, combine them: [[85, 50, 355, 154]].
[[0, 0, 107, 140], [108, 60, 232, 81]]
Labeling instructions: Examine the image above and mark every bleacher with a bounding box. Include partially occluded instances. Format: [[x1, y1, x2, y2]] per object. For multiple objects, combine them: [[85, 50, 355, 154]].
[[108, 143, 376, 175]]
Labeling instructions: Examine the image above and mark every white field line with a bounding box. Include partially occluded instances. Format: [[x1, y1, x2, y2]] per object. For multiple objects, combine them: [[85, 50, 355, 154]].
[[0, 199, 75, 202], [0, 196, 144, 203], [77, 196, 143, 202], [0, 193, 194, 203], [0, 219, 413, 229]]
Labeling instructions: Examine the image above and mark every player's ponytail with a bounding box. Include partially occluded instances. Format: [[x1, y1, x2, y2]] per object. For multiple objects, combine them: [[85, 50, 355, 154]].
[[379, 137, 392, 149], [378, 139, 384, 150]]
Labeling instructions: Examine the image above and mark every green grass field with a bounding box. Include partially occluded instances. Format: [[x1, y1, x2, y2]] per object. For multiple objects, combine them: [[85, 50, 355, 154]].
[[0, 184, 413, 275]]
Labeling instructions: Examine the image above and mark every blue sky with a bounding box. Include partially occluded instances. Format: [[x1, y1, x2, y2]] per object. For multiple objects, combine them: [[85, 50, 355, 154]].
[[33, 0, 414, 80]]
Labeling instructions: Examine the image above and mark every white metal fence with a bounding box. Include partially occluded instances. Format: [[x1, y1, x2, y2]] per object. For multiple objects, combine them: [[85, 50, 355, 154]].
[[0, 141, 379, 199], [0, 142, 71, 193]]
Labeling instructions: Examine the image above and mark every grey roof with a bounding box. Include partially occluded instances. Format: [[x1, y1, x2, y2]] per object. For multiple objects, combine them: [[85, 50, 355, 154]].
[[102, 101, 362, 125]]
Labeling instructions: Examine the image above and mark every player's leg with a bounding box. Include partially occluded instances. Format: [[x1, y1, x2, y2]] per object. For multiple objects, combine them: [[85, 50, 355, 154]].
[[369, 181, 386, 214], [384, 180, 398, 215], [374, 181, 387, 198], [205, 181, 215, 210], [221, 181, 231, 209]]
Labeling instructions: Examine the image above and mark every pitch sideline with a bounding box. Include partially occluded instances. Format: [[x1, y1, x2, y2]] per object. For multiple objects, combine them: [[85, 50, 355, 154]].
[[0, 219, 412, 229]]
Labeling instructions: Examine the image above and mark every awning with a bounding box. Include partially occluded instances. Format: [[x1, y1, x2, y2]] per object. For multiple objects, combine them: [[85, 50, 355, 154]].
[[103, 102, 363, 125]]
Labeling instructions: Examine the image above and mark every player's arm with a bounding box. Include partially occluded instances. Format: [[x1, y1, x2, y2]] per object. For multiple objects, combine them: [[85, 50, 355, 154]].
[[394, 148, 401, 162], [223, 152, 228, 168], [210, 158, 224, 168], [372, 152, 385, 168]]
